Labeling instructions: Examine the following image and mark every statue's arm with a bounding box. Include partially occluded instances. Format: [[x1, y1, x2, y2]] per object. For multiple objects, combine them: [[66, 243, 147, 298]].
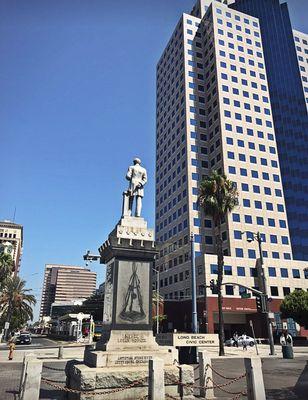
[[141, 170, 147, 186], [126, 167, 132, 181]]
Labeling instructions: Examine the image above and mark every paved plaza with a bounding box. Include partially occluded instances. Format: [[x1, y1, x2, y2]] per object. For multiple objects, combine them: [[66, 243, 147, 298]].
[[0, 355, 307, 399]]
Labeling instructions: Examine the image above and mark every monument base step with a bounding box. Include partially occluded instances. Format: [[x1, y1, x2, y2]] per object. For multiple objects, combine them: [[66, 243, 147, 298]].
[[84, 347, 178, 368], [66, 362, 194, 400]]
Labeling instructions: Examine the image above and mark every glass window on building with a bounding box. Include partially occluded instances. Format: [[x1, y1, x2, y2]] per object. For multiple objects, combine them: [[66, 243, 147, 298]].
[[239, 286, 247, 295], [248, 249, 256, 259], [280, 268, 288, 278], [250, 268, 258, 277], [211, 264, 218, 274], [224, 265, 232, 275], [270, 286, 279, 296], [283, 287, 291, 296], [236, 248, 244, 257], [292, 269, 300, 278], [225, 285, 234, 295], [268, 267, 276, 277], [237, 266, 245, 276]]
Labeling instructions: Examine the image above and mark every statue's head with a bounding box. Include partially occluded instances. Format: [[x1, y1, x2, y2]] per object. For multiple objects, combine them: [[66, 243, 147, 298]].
[[133, 157, 141, 165]]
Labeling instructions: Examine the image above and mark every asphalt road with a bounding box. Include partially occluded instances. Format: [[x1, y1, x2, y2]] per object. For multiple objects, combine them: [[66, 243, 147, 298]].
[[0, 335, 59, 351]]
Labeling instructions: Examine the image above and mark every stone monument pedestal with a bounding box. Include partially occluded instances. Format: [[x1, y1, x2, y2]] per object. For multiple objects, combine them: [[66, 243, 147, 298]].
[[66, 215, 194, 399], [66, 363, 194, 400]]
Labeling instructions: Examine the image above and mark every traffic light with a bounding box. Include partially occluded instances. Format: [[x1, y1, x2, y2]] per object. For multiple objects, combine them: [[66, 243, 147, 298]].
[[256, 294, 268, 313], [256, 295, 262, 312], [209, 279, 218, 294]]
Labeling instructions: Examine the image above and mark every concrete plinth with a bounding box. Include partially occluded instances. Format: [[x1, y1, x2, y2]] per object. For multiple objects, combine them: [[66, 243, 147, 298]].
[[66, 362, 194, 400], [85, 330, 177, 368]]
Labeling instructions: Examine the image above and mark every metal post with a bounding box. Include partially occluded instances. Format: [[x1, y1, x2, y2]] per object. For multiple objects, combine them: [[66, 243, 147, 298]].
[[256, 232, 275, 356], [249, 320, 259, 356], [156, 267, 160, 335], [190, 233, 198, 334]]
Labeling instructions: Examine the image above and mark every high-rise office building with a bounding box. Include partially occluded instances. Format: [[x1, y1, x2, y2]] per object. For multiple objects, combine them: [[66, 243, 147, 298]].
[[39, 264, 97, 319], [293, 30, 308, 112], [229, 0, 308, 261], [155, 0, 308, 337], [0, 220, 23, 274]]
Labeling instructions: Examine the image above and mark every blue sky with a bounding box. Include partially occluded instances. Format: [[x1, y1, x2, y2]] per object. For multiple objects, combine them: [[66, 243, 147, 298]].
[[0, 0, 307, 320]]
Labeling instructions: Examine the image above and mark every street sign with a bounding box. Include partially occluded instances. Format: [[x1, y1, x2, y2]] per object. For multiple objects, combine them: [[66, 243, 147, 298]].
[[156, 333, 219, 347], [4, 322, 10, 329], [241, 293, 251, 299]]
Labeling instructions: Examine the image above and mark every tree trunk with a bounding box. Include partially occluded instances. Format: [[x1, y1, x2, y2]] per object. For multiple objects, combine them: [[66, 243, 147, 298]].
[[4, 299, 13, 341], [216, 222, 225, 356]]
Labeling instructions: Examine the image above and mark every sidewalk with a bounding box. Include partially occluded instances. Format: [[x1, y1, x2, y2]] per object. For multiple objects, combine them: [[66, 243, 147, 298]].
[[204, 344, 308, 358], [0, 346, 84, 362]]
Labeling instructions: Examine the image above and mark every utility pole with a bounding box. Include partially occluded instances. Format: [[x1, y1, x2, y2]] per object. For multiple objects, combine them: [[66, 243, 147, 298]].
[[190, 233, 198, 334], [255, 232, 275, 356], [152, 264, 160, 335], [241, 231, 275, 355]]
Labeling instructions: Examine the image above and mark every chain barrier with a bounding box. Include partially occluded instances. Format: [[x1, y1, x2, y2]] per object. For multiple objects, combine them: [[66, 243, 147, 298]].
[[231, 392, 247, 400], [41, 376, 148, 395], [204, 376, 247, 397], [43, 364, 65, 372], [206, 363, 245, 381], [41, 377, 66, 384], [172, 369, 246, 391]]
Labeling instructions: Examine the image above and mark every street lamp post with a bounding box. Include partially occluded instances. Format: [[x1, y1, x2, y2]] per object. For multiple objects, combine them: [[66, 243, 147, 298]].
[[242, 231, 275, 355], [152, 265, 160, 335], [190, 233, 198, 334]]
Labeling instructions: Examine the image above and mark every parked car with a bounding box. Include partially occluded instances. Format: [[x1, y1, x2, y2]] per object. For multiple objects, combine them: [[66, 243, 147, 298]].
[[225, 335, 255, 347], [15, 333, 32, 345]]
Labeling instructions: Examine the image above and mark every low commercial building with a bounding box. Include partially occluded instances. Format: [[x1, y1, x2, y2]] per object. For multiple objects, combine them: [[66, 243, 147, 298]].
[[163, 254, 308, 339]]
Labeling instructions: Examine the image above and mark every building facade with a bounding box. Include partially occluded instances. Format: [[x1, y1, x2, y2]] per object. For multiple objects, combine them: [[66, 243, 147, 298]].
[[293, 29, 308, 112], [0, 220, 23, 274], [229, 0, 308, 261], [155, 0, 308, 337], [39, 264, 97, 319]]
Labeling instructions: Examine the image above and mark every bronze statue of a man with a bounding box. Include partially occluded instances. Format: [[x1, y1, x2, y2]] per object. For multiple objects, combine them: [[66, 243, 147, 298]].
[[123, 158, 147, 217]]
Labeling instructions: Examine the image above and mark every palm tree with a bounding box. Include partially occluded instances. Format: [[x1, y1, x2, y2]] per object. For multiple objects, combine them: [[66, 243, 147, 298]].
[[0, 276, 36, 339], [199, 171, 238, 356], [0, 253, 14, 288]]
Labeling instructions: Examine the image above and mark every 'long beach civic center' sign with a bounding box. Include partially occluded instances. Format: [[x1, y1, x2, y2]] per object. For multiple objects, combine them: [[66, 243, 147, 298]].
[[156, 333, 219, 347]]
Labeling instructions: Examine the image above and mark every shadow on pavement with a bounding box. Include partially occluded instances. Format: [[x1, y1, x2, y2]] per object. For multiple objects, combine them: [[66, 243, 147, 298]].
[[39, 388, 66, 400], [265, 360, 308, 400], [294, 360, 308, 399], [4, 390, 19, 400]]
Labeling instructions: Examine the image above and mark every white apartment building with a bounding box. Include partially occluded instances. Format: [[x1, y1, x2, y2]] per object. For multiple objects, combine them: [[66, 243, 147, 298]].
[[293, 29, 308, 112], [0, 220, 23, 274], [155, 0, 308, 337]]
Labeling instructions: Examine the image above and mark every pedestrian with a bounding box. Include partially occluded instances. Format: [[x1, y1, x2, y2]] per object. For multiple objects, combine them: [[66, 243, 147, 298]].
[[8, 340, 15, 360], [280, 333, 286, 346], [242, 333, 248, 351], [233, 332, 239, 348]]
